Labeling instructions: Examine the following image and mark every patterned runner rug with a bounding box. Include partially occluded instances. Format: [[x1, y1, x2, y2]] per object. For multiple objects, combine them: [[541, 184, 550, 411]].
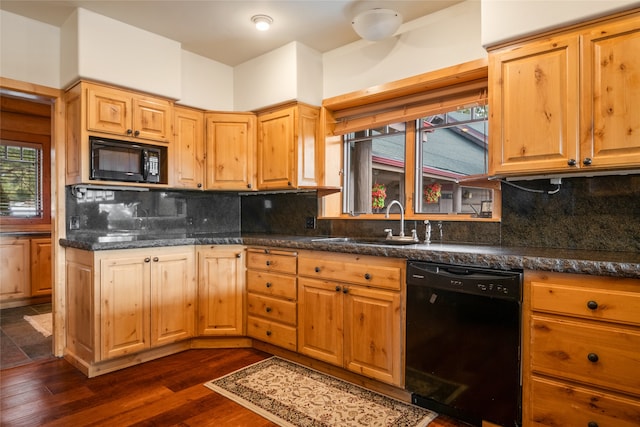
[[205, 357, 438, 427]]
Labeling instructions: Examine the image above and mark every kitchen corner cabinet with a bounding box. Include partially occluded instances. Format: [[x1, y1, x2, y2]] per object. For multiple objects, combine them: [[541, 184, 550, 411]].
[[246, 247, 298, 350], [65, 246, 196, 364], [523, 270, 640, 427], [256, 103, 320, 190], [489, 12, 640, 176], [297, 250, 404, 387], [172, 106, 205, 189], [197, 245, 245, 336], [205, 113, 256, 190]]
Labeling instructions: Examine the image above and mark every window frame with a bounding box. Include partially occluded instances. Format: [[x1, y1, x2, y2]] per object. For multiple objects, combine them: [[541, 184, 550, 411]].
[[320, 58, 500, 221]]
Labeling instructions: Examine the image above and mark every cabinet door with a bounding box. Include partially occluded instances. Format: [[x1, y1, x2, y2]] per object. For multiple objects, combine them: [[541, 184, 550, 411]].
[[150, 248, 196, 346], [344, 285, 402, 386], [257, 107, 295, 189], [173, 107, 204, 189], [87, 85, 131, 136], [197, 246, 245, 336], [0, 238, 30, 301], [132, 97, 172, 142], [100, 255, 150, 360], [297, 277, 343, 366], [489, 35, 580, 175], [205, 113, 256, 190], [296, 104, 319, 187], [581, 18, 640, 169], [65, 248, 96, 363], [31, 237, 52, 296]]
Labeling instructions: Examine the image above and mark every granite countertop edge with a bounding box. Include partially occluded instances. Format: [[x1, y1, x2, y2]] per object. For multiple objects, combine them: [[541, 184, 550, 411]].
[[59, 235, 640, 279]]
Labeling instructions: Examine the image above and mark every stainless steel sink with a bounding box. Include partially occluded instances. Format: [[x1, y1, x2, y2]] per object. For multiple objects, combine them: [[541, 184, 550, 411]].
[[311, 236, 419, 245]]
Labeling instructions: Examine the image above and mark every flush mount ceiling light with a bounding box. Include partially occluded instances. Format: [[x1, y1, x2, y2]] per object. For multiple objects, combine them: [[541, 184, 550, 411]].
[[352, 8, 402, 41], [251, 14, 273, 31]]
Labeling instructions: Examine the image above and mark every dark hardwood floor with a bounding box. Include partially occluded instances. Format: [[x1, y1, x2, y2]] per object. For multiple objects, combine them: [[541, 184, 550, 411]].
[[1, 348, 469, 426]]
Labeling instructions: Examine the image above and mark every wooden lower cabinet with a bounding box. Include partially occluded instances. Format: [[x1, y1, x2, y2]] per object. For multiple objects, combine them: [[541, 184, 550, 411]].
[[65, 246, 196, 372], [297, 250, 404, 387], [523, 270, 640, 426], [246, 247, 298, 351], [197, 245, 245, 336], [0, 235, 52, 305]]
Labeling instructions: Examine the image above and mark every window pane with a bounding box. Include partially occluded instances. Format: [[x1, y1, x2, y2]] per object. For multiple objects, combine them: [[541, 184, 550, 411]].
[[343, 123, 405, 214], [417, 106, 492, 215], [0, 142, 43, 218]]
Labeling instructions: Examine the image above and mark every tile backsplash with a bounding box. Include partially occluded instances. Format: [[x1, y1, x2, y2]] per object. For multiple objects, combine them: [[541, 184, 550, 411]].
[[65, 174, 639, 253]]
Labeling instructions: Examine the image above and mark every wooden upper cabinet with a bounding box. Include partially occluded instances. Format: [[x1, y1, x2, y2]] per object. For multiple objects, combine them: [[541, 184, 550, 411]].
[[205, 113, 256, 190], [86, 82, 172, 143], [489, 12, 640, 176], [580, 17, 640, 169], [172, 106, 204, 189], [489, 34, 580, 175], [257, 103, 320, 190]]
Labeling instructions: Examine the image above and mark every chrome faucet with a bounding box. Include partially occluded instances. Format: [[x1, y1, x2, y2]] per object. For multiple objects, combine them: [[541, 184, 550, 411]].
[[424, 220, 431, 244], [385, 200, 405, 237]]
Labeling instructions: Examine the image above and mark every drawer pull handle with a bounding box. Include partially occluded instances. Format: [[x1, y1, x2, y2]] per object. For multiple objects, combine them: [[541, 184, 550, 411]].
[[265, 282, 272, 288], [266, 261, 271, 266], [266, 330, 272, 336], [315, 266, 321, 273], [587, 353, 599, 363], [587, 300, 598, 310], [364, 273, 371, 280], [587, 422, 599, 427], [335, 286, 341, 292], [265, 307, 272, 313]]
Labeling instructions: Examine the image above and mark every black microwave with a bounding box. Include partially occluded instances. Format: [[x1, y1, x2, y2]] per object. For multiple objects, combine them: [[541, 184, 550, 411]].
[[90, 136, 164, 184]]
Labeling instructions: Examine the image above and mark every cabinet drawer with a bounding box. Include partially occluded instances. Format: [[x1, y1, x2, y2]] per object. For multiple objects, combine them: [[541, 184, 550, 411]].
[[247, 315, 296, 351], [247, 293, 297, 326], [247, 249, 297, 274], [531, 315, 640, 395], [298, 252, 402, 290], [246, 270, 296, 300], [531, 281, 640, 327], [530, 376, 640, 427]]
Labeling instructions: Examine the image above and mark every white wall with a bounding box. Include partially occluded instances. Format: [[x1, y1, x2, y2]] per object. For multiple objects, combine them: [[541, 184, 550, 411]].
[[322, 1, 486, 99], [481, 0, 639, 47], [179, 50, 234, 111], [61, 8, 182, 99], [0, 10, 60, 89]]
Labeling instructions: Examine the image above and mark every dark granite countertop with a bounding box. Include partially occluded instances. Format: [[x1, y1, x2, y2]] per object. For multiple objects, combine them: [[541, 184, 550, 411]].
[[59, 233, 640, 279]]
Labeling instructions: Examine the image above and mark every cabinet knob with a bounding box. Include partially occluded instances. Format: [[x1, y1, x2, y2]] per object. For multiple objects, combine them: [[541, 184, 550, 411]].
[[144, 257, 151, 263], [587, 422, 599, 427], [335, 286, 341, 292], [587, 300, 598, 310], [127, 129, 133, 135], [265, 307, 272, 313], [236, 253, 241, 258], [266, 260, 271, 266], [247, 183, 252, 189], [153, 257, 159, 262], [587, 353, 599, 363], [265, 282, 272, 288], [583, 157, 593, 166], [343, 287, 349, 294], [197, 183, 202, 188], [266, 330, 272, 336], [567, 158, 577, 167], [364, 273, 371, 280], [315, 266, 321, 273], [134, 130, 140, 137], [287, 181, 292, 187]]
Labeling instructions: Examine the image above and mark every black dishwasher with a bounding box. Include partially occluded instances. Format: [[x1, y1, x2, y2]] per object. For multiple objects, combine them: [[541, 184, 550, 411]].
[[405, 261, 522, 427]]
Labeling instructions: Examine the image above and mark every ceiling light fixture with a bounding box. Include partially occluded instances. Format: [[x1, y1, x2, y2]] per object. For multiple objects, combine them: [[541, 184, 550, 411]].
[[251, 15, 273, 31], [351, 8, 402, 41]]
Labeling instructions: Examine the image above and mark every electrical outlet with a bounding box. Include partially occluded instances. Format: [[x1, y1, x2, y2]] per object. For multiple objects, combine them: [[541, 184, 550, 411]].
[[305, 216, 316, 229], [69, 216, 80, 230]]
